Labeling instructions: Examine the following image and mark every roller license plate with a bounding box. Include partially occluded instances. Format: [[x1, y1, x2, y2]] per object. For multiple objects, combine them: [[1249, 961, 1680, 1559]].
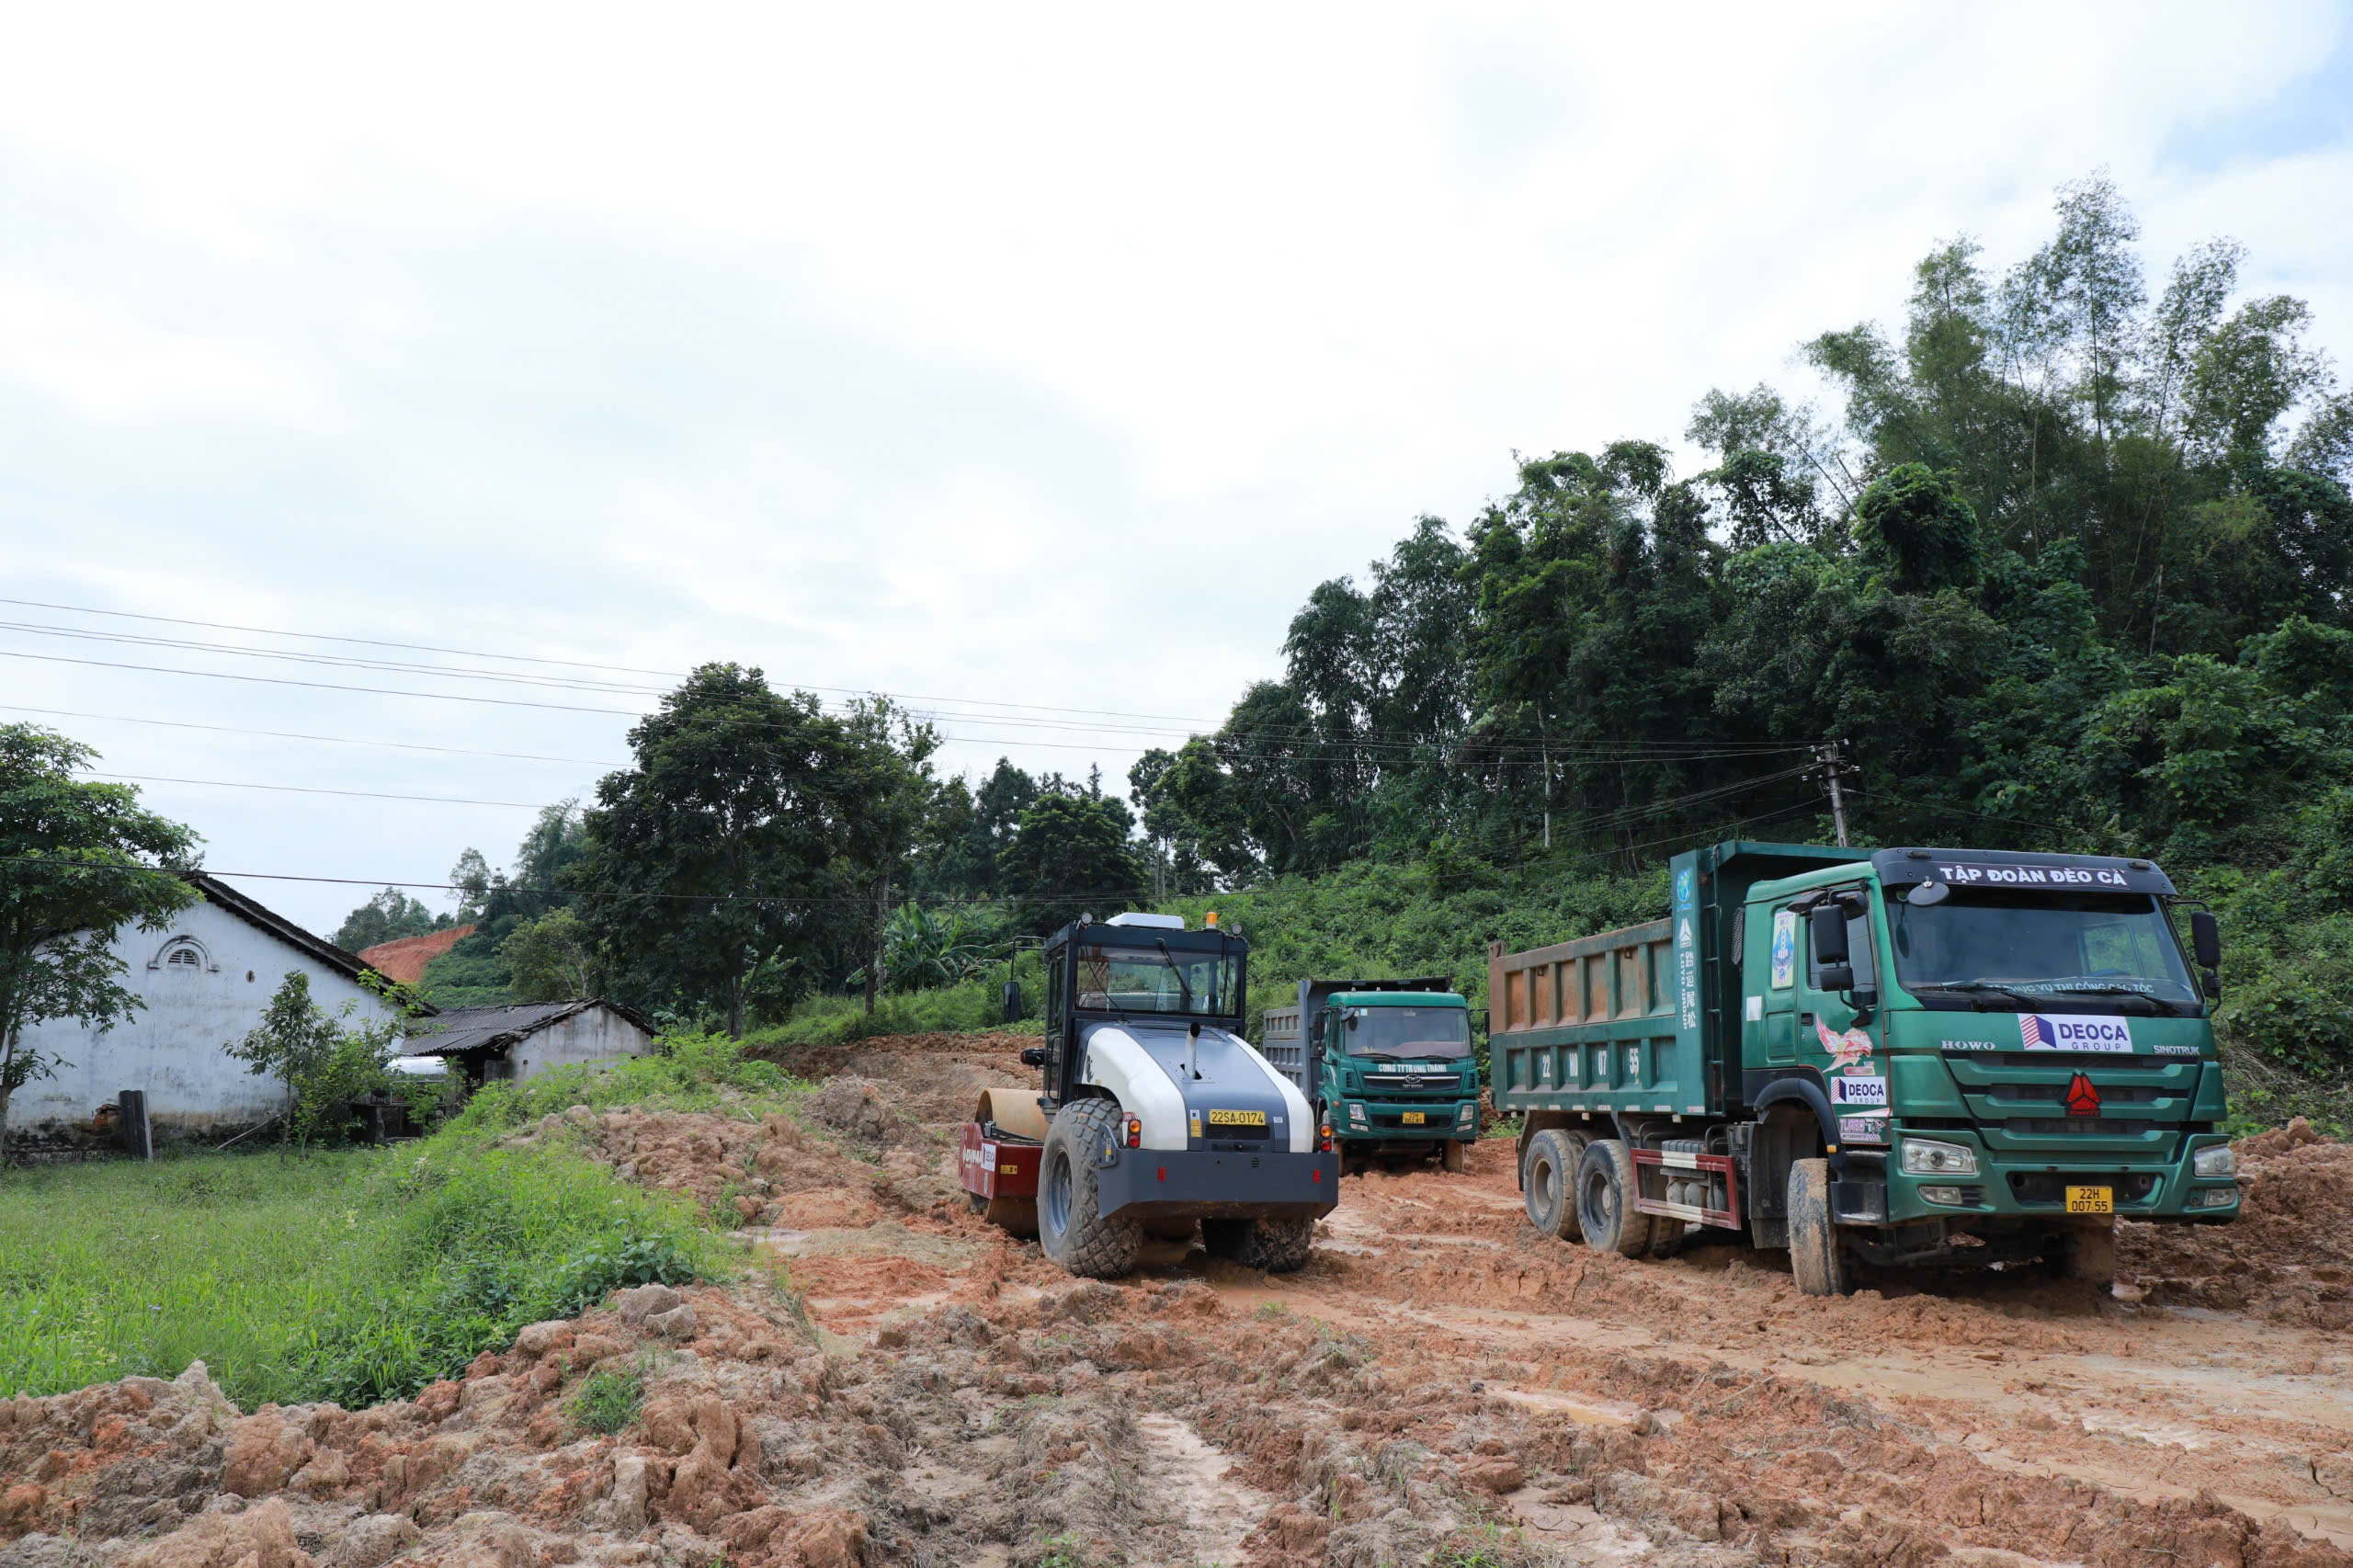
[[2064, 1186, 2113, 1215], [1400, 1111, 1426, 1125], [1206, 1109, 1267, 1131]]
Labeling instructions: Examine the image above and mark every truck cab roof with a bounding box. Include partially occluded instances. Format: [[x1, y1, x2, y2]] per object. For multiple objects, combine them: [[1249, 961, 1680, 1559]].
[[1330, 990, 1463, 1009]]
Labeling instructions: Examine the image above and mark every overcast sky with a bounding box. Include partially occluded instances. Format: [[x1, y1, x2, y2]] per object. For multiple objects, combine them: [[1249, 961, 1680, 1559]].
[[5, 3, 2350, 937]]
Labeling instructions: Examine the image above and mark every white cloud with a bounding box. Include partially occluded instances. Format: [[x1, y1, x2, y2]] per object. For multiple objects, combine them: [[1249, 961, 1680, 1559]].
[[0, 0, 2346, 930]]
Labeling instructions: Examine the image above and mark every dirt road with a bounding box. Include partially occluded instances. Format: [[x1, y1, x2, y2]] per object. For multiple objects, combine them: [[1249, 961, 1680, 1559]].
[[5, 1034, 2347, 1568]]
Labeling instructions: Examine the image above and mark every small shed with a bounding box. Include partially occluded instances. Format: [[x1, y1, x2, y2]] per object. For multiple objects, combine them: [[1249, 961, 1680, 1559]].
[[406, 999, 656, 1085]]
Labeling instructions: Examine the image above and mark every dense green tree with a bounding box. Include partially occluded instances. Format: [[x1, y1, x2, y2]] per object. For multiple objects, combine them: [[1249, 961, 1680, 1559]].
[[0, 725, 200, 1153], [332, 888, 449, 953], [569, 665, 926, 1036], [997, 790, 1145, 934]]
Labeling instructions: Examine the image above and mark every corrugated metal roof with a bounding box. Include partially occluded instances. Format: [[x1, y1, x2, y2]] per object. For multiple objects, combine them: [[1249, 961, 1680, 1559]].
[[405, 998, 653, 1057]]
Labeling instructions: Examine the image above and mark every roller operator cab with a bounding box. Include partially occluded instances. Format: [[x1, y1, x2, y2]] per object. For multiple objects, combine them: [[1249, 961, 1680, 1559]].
[[1494, 842, 2237, 1295], [972, 912, 1339, 1279]]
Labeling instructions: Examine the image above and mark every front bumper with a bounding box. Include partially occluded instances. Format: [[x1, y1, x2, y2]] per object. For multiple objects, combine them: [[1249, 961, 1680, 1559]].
[[1339, 1096, 1481, 1140], [1096, 1144, 1340, 1221], [1883, 1128, 2240, 1224]]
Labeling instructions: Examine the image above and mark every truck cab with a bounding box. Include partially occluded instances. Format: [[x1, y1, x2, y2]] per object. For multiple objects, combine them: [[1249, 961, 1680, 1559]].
[[1744, 848, 2236, 1275], [1492, 840, 2236, 1295], [1264, 979, 1479, 1170]]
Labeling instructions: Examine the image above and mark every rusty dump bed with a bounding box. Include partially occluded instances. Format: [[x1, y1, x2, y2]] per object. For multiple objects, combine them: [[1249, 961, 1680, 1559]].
[[1488, 839, 1862, 1122]]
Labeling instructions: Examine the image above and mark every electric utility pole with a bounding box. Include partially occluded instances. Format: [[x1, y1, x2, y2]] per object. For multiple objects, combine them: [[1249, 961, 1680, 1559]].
[[1815, 741, 1856, 847]]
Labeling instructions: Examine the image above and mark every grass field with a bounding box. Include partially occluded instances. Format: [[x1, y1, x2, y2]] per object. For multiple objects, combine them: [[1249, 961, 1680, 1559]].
[[0, 1125, 721, 1409]]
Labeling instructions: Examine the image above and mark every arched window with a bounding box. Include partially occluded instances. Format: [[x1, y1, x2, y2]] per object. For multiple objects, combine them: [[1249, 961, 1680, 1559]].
[[151, 937, 214, 973]]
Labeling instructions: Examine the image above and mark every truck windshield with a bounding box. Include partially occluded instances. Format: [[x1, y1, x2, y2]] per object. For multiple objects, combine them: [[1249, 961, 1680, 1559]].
[[1074, 943, 1240, 1017], [1338, 1006, 1471, 1060], [1886, 890, 2200, 1009]]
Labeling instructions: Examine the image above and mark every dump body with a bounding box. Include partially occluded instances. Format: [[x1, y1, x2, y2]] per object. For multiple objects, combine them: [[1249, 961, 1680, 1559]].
[[1494, 840, 2236, 1290], [1263, 978, 1480, 1159], [1489, 843, 1858, 1122]]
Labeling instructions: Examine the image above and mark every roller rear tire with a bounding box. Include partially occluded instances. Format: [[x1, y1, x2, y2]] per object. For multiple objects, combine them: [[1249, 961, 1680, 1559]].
[[1575, 1139, 1653, 1257], [1039, 1099, 1142, 1278], [1788, 1158, 1850, 1297], [1201, 1215, 1314, 1273]]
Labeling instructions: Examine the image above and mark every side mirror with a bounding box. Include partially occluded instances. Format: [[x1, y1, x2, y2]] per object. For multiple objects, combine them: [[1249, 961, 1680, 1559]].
[[1018, 1045, 1049, 1068], [1808, 903, 1850, 966], [1001, 981, 1023, 1025], [2190, 911, 2221, 970], [1816, 963, 1857, 993]]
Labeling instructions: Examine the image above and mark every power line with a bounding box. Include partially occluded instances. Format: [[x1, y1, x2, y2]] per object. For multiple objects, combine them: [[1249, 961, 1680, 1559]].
[[2, 705, 625, 768], [1, 647, 1796, 767], [2, 599, 1807, 757], [86, 774, 550, 808]]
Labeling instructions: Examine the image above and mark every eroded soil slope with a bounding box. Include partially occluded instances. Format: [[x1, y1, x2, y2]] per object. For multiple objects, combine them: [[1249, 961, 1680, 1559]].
[[5, 1036, 2347, 1568]]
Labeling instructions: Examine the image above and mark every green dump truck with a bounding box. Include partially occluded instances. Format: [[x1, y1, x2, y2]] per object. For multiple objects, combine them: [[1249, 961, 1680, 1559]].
[[1492, 841, 2238, 1293], [1263, 979, 1480, 1171]]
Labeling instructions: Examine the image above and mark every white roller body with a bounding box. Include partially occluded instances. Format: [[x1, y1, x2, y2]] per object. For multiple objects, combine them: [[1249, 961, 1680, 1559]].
[[1078, 1023, 1315, 1153]]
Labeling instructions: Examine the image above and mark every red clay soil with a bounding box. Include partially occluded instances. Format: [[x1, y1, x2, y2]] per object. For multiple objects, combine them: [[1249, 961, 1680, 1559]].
[[356, 925, 474, 984], [7, 1040, 2350, 1568]]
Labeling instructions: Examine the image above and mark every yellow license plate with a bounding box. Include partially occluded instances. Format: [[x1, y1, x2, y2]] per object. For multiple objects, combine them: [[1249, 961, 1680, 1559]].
[[1206, 1109, 1266, 1128], [1400, 1111, 1427, 1125], [2065, 1186, 2113, 1215]]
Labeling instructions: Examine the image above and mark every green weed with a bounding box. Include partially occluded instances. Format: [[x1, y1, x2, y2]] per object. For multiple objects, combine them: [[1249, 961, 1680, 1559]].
[[569, 1356, 648, 1435]]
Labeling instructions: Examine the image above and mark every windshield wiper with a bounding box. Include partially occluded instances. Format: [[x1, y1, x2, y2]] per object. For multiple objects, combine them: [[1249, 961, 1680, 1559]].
[[2041, 983, 2173, 1015], [1928, 980, 2038, 1008], [1152, 938, 1195, 1011]]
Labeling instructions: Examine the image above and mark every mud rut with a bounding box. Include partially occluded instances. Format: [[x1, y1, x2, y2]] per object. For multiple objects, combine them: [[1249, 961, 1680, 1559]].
[[3, 1035, 2347, 1568]]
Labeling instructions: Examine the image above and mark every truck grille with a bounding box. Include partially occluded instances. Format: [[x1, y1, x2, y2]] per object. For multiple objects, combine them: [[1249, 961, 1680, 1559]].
[[2002, 1118, 2154, 1137], [1990, 1083, 2164, 1106], [2007, 1172, 2159, 1206], [1360, 1074, 1466, 1091]]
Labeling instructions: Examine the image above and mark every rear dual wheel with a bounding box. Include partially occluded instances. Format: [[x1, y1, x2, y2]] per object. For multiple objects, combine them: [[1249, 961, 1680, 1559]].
[[1575, 1139, 1654, 1257], [1522, 1129, 1589, 1241]]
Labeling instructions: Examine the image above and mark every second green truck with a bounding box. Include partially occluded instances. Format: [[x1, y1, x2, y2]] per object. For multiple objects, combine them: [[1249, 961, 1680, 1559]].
[[1491, 840, 2240, 1293], [1263, 979, 1481, 1171]]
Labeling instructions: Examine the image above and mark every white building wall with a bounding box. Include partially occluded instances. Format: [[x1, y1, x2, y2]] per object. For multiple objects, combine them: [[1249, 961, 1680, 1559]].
[[506, 1008, 654, 1081], [11, 899, 396, 1140]]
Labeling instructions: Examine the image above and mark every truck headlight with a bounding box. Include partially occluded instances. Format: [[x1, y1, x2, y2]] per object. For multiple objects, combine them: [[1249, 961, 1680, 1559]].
[[2189, 1187, 2237, 1209], [2191, 1144, 2237, 1178], [1347, 1102, 1367, 1126], [1900, 1138, 1978, 1176], [1455, 1103, 1477, 1125]]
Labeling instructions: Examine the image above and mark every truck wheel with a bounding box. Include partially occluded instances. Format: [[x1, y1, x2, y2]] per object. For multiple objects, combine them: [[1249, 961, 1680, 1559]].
[[1039, 1099, 1142, 1278], [2052, 1220, 2118, 1286], [1522, 1130, 1586, 1241], [1575, 1139, 1654, 1257], [1787, 1158, 1850, 1297], [1442, 1138, 1468, 1175], [1201, 1215, 1314, 1273]]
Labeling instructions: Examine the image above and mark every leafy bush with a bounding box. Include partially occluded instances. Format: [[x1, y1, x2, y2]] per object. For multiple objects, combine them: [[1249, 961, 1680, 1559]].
[[441, 1030, 805, 1135]]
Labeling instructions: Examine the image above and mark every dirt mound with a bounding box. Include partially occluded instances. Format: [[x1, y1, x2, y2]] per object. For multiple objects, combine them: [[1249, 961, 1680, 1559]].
[[752, 1031, 1030, 1109], [521, 1106, 958, 1228], [2120, 1122, 2353, 1329], [354, 925, 473, 985]]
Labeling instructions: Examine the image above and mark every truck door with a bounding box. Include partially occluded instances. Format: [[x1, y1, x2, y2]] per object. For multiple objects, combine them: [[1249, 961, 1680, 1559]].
[[1759, 903, 1801, 1062], [1800, 892, 1884, 1136]]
